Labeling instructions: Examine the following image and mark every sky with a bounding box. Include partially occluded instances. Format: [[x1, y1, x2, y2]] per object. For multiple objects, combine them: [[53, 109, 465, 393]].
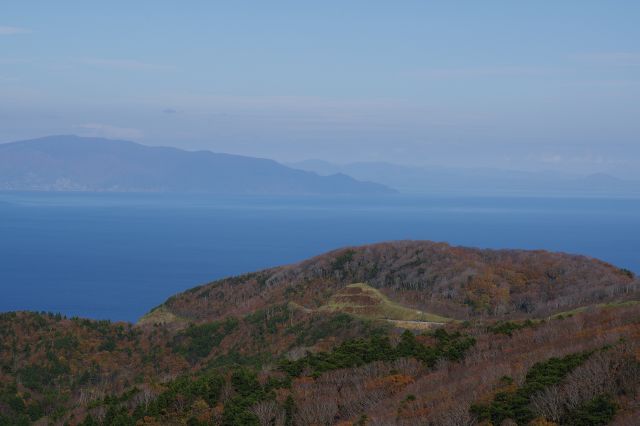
[[1, 1, 640, 178]]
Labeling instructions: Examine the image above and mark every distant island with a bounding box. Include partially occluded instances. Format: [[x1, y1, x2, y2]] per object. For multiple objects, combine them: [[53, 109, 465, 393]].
[[0, 135, 394, 195]]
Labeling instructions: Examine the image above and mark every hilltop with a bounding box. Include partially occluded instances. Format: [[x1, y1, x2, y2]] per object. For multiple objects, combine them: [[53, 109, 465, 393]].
[[0, 136, 393, 195], [0, 241, 639, 425], [155, 241, 637, 322]]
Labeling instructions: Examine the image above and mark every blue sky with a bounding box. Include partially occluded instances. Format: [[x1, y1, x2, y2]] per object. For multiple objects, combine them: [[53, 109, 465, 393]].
[[1, 1, 639, 177]]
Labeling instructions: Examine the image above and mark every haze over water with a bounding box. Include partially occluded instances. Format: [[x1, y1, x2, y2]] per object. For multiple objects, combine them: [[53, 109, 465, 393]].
[[1, 191, 638, 322]]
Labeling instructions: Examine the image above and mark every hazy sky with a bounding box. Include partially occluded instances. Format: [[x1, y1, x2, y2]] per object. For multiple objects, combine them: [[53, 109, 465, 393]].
[[2, 1, 639, 177]]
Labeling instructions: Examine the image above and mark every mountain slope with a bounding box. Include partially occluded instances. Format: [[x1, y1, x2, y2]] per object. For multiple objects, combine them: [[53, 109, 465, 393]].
[[1, 241, 638, 425], [157, 240, 637, 323], [0, 136, 394, 195]]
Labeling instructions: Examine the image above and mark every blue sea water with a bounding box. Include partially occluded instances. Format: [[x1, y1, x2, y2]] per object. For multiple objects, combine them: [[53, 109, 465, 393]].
[[1, 192, 638, 322]]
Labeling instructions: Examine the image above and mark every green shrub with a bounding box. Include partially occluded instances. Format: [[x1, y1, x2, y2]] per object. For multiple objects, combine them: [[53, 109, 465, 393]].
[[171, 317, 239, 362], [470, 351, 592, 425], [98, 337, 117, 352], [619, 268, 634, 279], [289, 313, 355, 346], [280, 328, 475, 377], [245, 305, 290, 337], [488, 320, 535, 336], [53, 334, 79, 351], [564, 395, 616, 425], [18, 359, 70, 392], [332, 249, 355, 271]]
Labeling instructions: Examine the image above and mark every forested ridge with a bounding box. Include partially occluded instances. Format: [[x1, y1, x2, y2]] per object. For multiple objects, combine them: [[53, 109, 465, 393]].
[[1, 241, 639, 425]]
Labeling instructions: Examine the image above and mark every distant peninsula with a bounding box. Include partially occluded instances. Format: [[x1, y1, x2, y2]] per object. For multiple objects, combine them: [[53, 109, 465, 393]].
[[0, 135, 394, 195]]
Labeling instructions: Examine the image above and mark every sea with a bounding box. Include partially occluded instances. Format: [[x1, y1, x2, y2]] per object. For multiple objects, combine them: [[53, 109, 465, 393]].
[[1, 192, 638, 322]]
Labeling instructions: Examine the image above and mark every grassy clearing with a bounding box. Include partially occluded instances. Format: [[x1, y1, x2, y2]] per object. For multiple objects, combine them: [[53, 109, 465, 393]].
[[137, 305, 188, 326], [386, 320, 445, 330], [318, 283, 452, 323]]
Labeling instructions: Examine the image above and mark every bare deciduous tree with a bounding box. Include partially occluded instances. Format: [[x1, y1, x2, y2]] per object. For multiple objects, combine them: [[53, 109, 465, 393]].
[[250, 400, 284, 426], [530, 386, 563, 422], [295, 391, 338, 426]]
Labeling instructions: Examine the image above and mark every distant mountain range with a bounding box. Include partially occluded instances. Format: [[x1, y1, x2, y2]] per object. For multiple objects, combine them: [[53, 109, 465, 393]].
[[3, 135, 636, 197], [0, 136, 393, 195], [289, 159, 640, 196]]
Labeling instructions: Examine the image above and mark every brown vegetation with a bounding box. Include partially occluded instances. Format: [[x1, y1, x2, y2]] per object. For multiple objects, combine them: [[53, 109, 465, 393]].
[[0, 241, 638, 425], [162, 241, 637, 322]]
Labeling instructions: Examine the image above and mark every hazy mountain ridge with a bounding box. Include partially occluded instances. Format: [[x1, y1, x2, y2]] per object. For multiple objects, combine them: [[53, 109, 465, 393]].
[[289, 159, 640, 196], [1, 241, 639, 425], [0, 136, 394, 195]]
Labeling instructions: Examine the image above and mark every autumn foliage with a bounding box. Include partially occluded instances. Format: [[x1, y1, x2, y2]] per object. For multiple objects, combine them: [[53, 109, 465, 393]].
[[1, 241, 638, 425]]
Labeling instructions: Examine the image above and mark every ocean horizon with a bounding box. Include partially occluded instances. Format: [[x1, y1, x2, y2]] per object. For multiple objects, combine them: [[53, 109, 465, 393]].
[[2, 191, 638, 322]]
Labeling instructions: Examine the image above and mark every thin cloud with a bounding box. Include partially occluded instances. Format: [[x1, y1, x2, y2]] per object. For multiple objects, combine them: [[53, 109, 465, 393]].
[[0, 26, 31, 35], [149, 93, 404, 112], [0, 58, 31, 65], [74, 123, 144, 140], [570, 79, 640, 88], [538, 153, 623, 166], [0, 74, 19, 82], [81, 58, 172, 71], [409, 66, 556, 79], [571, 52, 640, 67]]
